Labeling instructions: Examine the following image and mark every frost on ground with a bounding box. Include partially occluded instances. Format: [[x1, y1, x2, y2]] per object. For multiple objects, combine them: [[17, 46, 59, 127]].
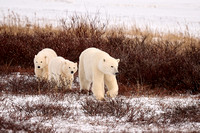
[[0, 93, 200, 132], [0, 74, 200, 132], [0, 0, 200, 35]]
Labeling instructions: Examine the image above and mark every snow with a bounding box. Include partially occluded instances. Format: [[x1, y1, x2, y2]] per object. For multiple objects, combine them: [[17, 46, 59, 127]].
[[0, 0, 200, 35], [0, 0, 200, 131], [0, 91, 200, 132], [0, 73, 200, 132]]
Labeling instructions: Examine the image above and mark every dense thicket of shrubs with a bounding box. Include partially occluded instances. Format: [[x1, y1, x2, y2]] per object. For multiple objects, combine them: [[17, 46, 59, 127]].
[[0, 14, 200, 94]]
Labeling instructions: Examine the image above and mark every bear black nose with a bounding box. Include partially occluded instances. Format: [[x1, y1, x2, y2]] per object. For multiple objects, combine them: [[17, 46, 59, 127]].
[[38, 66, 40, 69], [115, 72, 119, 75], [71, 71, 74, 74]]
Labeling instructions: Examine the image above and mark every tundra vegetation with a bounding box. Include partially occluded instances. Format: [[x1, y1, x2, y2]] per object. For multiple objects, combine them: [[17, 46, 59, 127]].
[[0, 13, 200, 132]]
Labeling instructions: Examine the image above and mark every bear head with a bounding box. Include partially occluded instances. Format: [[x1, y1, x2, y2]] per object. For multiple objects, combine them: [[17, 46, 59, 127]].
[[62, 61, 78, 75], [34, 55, 48, 69], [98, 57, 120, 76]]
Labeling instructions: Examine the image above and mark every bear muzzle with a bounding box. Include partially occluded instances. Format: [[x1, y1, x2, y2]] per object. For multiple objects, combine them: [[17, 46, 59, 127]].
[[37, 66, 40, 69], [71, 71, 74, 74]]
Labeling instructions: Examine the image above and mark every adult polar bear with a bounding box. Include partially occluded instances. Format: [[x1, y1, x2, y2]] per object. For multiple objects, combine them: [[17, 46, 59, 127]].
[[34, 48, 57, 80], [79, 47, 120, 100]]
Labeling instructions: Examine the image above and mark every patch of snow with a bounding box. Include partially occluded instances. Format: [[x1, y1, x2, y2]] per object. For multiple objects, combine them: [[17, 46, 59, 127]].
[[0, 92, 200, 132], [0, 0, 199, 35]]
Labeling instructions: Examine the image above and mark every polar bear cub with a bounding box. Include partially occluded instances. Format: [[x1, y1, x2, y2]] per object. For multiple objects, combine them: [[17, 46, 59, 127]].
[[34, 48, 57, 80], [79, 47, 120, 100], [48, 56, 77, 89]]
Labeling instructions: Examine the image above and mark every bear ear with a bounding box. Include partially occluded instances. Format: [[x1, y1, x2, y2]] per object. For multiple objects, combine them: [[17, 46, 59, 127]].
[[45, 56, 48, 63], [117, 59, 120, 63], [103, 59, 106, 62], [64, 61, 69, 65]]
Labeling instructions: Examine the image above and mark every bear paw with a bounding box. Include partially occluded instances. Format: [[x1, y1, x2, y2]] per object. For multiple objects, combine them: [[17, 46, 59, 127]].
[[107, 91, 118, 98], [96, 96, 105, 101]]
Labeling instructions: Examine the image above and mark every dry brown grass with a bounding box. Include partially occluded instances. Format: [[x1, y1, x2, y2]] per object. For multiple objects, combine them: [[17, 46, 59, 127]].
[[0, 12, 200, 95]]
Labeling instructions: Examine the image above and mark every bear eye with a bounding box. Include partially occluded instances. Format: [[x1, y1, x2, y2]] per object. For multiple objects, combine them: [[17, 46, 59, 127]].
[[41, 61, 42, 63], [36, 61, 38, 63], [73, 67, 75, 69], [111, 66, 114, 68], [69, 67, 71, 69]]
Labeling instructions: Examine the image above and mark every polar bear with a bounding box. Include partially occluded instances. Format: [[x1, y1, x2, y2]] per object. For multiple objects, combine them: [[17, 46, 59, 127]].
[[79, 47, 120, 100], [34, 48, 57, 80], [48, 56, 77, 89]]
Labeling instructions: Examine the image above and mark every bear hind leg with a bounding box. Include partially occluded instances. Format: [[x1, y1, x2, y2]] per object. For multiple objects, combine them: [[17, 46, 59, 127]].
[[79, 59, 91, 92], [80, 78, 91, 91]]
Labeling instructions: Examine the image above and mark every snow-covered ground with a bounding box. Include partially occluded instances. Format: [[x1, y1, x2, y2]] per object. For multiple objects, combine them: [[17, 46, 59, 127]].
[[1, 0, 200, 132], [0, 0, 200, 35], [1, 93, 200, 132], [0, 73, 200, 132]]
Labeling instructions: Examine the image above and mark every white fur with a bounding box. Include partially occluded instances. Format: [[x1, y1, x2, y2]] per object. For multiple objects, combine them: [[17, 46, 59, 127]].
[[79, 47, 120, 100], [48, 56, 77, 89], [34, 48, 57, 80]]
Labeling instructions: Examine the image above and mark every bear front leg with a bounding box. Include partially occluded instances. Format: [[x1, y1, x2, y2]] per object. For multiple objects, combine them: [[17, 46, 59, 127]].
[[42, 71, 48, 80], [42, 66, 49, 80], [69, 77, 74, 89], [104, 74, 119, 98], [92, 73, 105, 100], [68, 79, 72, 89], [55, 74, 62, 87], [65, 77, 73, 89], [34, 68, 42, 80]]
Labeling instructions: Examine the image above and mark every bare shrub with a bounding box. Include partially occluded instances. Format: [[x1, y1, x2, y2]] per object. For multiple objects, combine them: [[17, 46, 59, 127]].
[[4, 74, 50, 94], [0, 98, 71, 132], [162, 103, 200, 125], [1, 73, 80, 95], [127, 102, 200, 127], [126, 101, 159, 126], [0, 116, 54, 132], [81, 98, 131, 118], [15, 102, 71, 119]]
